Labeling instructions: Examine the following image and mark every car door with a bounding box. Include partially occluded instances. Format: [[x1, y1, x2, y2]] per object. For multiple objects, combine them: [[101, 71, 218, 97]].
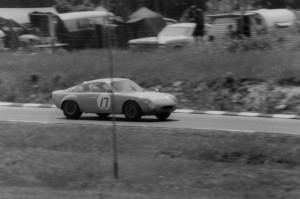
[[87, 82, 113, 113], [72, 84, 92, 112]]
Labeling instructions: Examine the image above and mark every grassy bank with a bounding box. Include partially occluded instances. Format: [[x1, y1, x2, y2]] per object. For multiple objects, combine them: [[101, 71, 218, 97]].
[[1, 48, 300, 113], [0, 122, 299, 198]]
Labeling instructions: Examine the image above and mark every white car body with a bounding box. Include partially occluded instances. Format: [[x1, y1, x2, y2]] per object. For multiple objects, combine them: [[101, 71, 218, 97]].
[[128, 23, 196, 49], [52, 78, 177, 121]]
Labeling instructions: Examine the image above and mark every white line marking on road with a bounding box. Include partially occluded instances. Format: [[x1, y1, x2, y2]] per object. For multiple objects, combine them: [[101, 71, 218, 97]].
[[5, 120, 50, 124], [22, 103, 43, 107], [0, 102, 13, 106], [238, 112, 261, 117], [205, 111, 226, 115], [190, 127, 255, 133], [174, 109, 194, 113], [272, 114, 297, 119]]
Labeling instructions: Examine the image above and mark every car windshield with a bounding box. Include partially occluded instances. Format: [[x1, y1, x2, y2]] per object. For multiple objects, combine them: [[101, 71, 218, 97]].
[[111, 80, 144, 93], [159, 26, 193, 37]]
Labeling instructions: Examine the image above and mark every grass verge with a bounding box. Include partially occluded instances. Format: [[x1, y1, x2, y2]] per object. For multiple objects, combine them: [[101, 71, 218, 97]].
[[0, 122, 299, 199]]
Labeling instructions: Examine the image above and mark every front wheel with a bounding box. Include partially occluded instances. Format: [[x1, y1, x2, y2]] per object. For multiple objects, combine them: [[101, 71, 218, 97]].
[[124, 101, 142, 121], [155, 113, 171, 120], [62, 101, 82, 119]]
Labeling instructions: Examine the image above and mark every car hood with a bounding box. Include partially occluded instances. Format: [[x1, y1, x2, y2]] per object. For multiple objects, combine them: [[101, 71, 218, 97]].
[[129, 36, 191, 45], [123, 91, 174, 102]]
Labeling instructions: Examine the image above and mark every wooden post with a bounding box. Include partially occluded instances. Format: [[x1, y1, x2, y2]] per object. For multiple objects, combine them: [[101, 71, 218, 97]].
[[105, 0, 119, 180], [240, 0, 245, 36], [48, 14, 55, 47], [9, 19, 17, 50]]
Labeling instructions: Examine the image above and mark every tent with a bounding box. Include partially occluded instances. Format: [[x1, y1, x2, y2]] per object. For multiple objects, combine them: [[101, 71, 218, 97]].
[[0, 7, 58, 24], [56, 11, 115, 48], [126, 7, 166, 40], [0, 17, 27, 31], [0, 16, 31, 48]]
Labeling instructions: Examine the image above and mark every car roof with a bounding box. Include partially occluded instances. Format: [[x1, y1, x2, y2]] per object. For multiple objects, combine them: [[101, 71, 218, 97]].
[[83, 78, 129, 84], [167, 23, 196, 28]]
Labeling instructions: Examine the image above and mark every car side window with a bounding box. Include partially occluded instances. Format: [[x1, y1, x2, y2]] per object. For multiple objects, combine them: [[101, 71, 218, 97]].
[[74, 85, 84, 92], [92, 83, 107, 93], [74, 84, 90, 92]]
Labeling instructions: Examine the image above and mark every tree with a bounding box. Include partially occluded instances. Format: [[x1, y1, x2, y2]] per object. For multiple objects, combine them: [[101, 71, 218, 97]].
[[53, 0, 300, 16], [0, 0, 55, 7]]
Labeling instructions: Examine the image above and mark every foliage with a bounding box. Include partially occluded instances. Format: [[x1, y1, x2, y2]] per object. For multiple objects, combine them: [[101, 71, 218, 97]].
[[0, 0, 54, 7], [51, 0, 300, 18], [1, 0, 299, 18]]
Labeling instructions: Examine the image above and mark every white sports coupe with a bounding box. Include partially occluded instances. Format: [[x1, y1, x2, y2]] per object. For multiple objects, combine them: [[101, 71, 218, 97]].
[[52, 78, 177, 121]]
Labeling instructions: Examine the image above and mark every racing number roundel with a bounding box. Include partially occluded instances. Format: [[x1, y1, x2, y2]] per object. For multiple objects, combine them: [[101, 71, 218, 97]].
[[97, 95, 111, 110]]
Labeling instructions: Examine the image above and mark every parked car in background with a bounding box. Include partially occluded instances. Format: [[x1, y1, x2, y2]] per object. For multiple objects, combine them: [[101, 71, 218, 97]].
[[52, 78, 177, 121], [128, 23, 196, 49]]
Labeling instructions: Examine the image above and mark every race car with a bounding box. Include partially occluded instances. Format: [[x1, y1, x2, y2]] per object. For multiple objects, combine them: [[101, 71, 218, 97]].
[[52, 78, 177, 121]]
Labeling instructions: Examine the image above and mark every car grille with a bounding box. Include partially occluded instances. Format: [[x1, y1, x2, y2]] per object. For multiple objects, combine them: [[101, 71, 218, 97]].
[[161, 106, 174, 110]]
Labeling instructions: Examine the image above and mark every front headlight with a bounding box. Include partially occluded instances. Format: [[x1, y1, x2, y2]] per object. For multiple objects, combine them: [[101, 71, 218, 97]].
[[144, 98, 150, 104], [145, 98, 155, 108], [168, 95, 177, 104], [149, 101, 155, 108]]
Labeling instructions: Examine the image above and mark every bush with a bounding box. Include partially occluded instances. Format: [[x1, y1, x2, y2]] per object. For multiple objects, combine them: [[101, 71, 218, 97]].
[[277, 76, 300, 86], [226, 37, 273, 52]]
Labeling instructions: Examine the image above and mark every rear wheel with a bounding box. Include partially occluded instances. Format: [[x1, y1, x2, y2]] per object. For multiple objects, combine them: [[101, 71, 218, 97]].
[[62, 101, 82, 119], [155, 113, 171, 120], [97, 113, 110, 118], [124, 101, 142, 121]]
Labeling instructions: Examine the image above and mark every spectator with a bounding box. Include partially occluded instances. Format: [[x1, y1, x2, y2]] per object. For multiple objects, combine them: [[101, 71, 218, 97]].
[[187, 5, 204, 44]]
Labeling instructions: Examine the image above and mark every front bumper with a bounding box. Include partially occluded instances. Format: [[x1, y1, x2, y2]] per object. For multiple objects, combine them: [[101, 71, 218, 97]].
[[129, 43, 162, 50], [142, 103, 176, 115]]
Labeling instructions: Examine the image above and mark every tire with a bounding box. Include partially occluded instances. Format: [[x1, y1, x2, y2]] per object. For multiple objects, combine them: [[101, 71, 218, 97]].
[[97, 113, 110, 118], [62, 101, 82, 119], [155, 113, 171, 120], [123, 101, 142, 121]]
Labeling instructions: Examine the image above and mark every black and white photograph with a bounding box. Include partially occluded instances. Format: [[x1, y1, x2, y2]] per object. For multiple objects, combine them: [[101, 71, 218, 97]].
[[0, 0, 300, 198]]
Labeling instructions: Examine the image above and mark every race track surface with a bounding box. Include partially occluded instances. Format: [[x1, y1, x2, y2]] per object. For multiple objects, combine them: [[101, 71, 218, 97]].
[[1, 106, 300, 135]]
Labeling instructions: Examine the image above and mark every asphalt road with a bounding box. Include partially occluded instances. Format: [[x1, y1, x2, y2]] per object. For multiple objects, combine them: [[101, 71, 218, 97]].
[[1, 106, 300, 135]]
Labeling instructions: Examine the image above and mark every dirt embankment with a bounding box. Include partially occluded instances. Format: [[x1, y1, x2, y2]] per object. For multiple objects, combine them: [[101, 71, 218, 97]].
[[156, 74, 300, 115]]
